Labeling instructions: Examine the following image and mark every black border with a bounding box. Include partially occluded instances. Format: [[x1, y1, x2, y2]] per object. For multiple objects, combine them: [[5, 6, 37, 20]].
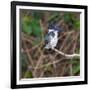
[[11, 1, 88, 89]]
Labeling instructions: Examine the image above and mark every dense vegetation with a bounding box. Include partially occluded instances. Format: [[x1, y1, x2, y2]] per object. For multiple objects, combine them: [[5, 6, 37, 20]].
[[20, 9, 80, 78]]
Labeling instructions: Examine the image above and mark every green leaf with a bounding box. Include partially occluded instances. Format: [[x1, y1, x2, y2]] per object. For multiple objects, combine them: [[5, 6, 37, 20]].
[[74, 20, 80, 30], [64, 13, 72, 23], [72, 59, 80, 75], [23, 23, 32, 34], [24, 71, 33, 78], [22, 16, 32, 35], [72, 64, 80, 74], [64, 13, 80, 30], [23, 15, 31, 25], [30, 19, 43, 37]]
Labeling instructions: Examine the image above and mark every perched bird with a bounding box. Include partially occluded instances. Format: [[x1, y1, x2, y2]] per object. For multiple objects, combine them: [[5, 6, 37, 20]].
[[44, 24, 63, 49]]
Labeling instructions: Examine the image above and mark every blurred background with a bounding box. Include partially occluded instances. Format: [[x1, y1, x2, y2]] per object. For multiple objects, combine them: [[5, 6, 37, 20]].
[[20, 9, 80, 78]]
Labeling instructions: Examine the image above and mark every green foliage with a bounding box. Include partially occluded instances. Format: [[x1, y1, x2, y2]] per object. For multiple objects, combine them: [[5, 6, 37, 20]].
[[24, 71, 33, 78], [22, 16, 32, 35], [22, 15, 43, 37], [71, 59, 80, 75], [48, 12, 62, 25], [30, 19, 42, 37], [74, 20, 80, 30], [64, 13, 72, 23], [21, 52, 33, 78], [48, 12, 59, 22], [73, 64, 80, 75], [31, 11, 44, 20], [64, 13, 80, 30]]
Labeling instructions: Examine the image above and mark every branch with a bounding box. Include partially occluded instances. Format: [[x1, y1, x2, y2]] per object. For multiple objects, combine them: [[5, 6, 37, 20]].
[[22, 40, 34, 67], [52, 48, 80, 59]]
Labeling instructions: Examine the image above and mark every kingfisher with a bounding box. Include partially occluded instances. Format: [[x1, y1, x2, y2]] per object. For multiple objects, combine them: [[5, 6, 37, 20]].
[[44, 24, 63, 49]]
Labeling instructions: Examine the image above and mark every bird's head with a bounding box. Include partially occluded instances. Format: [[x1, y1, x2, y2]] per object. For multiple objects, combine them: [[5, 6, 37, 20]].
[[44, 24, 64, 49], [45, 24, 62, 42], [48, 23, 63, 32]]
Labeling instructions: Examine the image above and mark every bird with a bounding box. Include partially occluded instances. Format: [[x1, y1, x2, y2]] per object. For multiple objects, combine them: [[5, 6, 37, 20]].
[[44, 24, 63, 49]]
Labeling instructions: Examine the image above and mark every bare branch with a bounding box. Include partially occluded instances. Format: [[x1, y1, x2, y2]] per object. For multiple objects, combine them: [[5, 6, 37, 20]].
[[52, 48, 80, 59]]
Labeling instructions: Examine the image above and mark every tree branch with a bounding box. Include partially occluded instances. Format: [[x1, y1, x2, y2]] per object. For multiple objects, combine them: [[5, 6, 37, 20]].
[[52, 48, 80, 59]]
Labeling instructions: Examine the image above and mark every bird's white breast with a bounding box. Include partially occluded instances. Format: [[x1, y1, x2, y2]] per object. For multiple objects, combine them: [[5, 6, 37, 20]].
[[45, 29, 58, 49]]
